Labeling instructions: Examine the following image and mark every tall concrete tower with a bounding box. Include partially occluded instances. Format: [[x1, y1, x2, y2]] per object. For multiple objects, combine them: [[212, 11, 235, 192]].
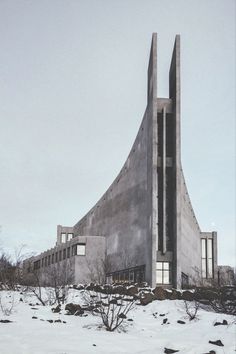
[[73, 34, 217, 288]]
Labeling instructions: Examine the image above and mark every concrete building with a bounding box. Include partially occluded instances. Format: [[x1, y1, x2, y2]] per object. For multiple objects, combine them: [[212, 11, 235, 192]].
[[23, 34, 218, 289]]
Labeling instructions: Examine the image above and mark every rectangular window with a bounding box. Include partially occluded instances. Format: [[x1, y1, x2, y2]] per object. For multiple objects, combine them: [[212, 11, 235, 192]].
[[156, 262, 171, 284], [59, 250, 62, 261], [55, 252, 58, 262], [129, 270, 134, 283], [33, 260, 40, 270], [63, 249, 66, 260], [77, 244, 86, 256], [48, 255, 51, 266], [119, 273, 124, 282], [61, 233, 66, 243], [181, 272, 189, 289], [67, 247, 70, 258], [207, 239, 213, 278], [52, 254, 54, 264], [67, 233, 73, 241], [72, 245, 77, 256], [201, 238, 214, 279], [201, 239, 207, 278]]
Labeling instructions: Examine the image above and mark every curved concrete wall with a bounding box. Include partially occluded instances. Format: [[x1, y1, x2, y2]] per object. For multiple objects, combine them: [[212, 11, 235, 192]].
[[74, 105, 154, 284], [74, 35, 158, 285]]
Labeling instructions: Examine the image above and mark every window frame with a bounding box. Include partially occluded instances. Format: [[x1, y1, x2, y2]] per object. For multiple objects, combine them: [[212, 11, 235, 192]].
[[156, 261, 171, 285]]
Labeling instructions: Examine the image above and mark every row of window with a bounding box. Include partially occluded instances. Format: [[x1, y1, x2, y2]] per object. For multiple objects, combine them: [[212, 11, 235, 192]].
[[107, 265, 145, 284], [107, 262, 172, 285], [61, 232, 74, 243], [33, 243, 86, 270], [108, 262, 172, 285]]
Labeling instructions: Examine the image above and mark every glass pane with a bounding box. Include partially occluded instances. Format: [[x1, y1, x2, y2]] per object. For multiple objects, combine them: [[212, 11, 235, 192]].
[[77, 244, 85, 255], [129, 271, 134, 282], [156, 262, 163, 270], [207, 239, 213, 258], [163, 271, 169, 284], [156, 270, 162, 283], [163, 262, 169, 270], [201, 239, 206, 257], [67, 233, 73, 241], [208, 258, 213, 278], [201, 258, 206, 278], [61, 233, 66, 243]]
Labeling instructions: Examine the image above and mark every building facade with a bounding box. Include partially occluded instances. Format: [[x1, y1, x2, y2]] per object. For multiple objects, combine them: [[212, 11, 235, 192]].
[[23, 34, 218, 289]]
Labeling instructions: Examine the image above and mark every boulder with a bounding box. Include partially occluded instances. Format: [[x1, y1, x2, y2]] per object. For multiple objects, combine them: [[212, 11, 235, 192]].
[[181, 290, 194, 301], [65, 303, 84, 316], [118, 313, 127, 319], [140, 292, 155, 306], [51, 304, 61, 313], [169, 289, 181, 300], [208, 340, 224, 347], [85, 283, 95, 291], [214, 320, 228, 326], [164, 348, 179, 353], [153, 287, 166, 300], [126, 286, 138, 296]]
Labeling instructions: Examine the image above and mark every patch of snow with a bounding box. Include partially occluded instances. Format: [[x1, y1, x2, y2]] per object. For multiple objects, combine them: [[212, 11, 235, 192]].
[[0, 289, 235, 354]]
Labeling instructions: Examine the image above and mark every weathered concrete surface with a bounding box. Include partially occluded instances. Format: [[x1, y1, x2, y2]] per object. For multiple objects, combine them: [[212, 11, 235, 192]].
[[73, 33, 217, 288], [23, 235, 106, 285], [23, 34, 218, 289]]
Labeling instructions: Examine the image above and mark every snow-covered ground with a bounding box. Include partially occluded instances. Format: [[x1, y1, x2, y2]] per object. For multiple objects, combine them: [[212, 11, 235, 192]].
[[0, 288, 235, 354]]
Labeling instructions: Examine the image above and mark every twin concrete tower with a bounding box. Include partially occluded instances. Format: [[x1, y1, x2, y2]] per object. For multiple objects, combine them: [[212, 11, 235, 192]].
[[73, 33, 217, 288], [26, 34, 217, 288]]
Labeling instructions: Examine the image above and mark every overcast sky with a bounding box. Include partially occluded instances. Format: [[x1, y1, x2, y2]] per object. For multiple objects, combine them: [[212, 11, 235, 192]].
[[0, 0, 235, 266]]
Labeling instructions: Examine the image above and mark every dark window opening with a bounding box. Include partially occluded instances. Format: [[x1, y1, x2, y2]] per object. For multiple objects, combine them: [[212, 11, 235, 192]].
[[181, 272, 189, 289]]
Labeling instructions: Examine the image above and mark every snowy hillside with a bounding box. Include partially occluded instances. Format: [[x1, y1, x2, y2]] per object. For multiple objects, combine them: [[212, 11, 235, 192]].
[[0, 288, 235, 354]]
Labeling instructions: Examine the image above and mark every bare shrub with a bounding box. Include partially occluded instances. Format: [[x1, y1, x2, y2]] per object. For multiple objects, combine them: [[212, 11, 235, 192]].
[[44, 261, 74, 305], [208, 286, 236, 315], [83, 288, 136, 332], [22, 260, 73, 306], [0, 292, 15, 316], [184, 300, 200, 321], [0, 245, 32, 290]]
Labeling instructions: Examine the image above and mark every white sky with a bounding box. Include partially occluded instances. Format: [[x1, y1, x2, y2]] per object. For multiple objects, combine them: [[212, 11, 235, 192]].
[[0, 0, 235, 266]]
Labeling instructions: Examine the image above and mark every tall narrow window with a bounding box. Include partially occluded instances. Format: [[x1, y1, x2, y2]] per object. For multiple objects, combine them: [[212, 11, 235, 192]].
[[201, 238, 214, 279], [201, 239, 207, 278], [207, 239, 213, 278], [61, 233, 66, 243], [156, 262, 171, 284], [67, 233, 73, 241]]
